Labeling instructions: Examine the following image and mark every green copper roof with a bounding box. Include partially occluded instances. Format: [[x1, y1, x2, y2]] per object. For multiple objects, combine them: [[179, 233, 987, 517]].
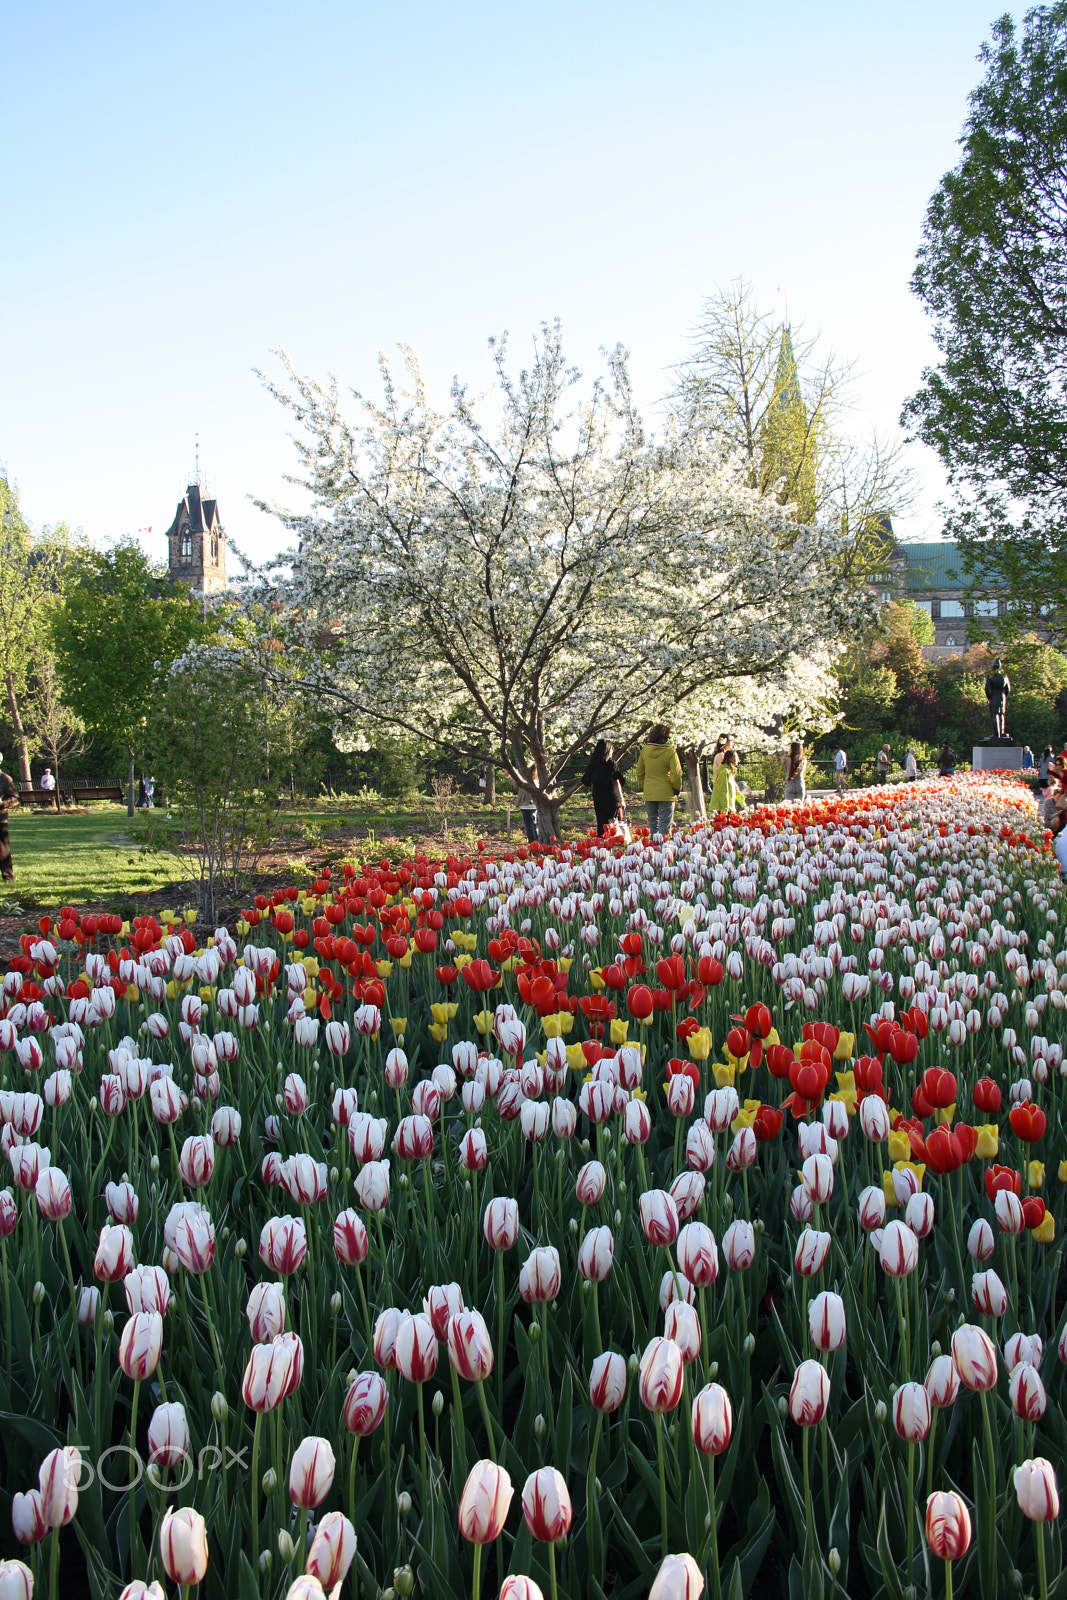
[[895, 542, 999, 591]]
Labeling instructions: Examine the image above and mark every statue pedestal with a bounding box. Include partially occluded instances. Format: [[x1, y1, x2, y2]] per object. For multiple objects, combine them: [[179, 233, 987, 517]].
[[972, 743, 1023, 771]]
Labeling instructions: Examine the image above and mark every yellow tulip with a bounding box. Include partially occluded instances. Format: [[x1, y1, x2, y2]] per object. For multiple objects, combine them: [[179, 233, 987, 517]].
[[183, 909, 198, 926], [120, 921, 130, 937], [1033, 1211, 1056, 1245], [588, 969, 606, 992], [1059, 1159, 1067, 1184], [126, 985, 139, 1005], [687, 1027, 713, 1062], [302, 956, 320, 980], [198, 986, 215, 1004], [833, 1031, 855, 1062], [1028, 1161, 1045, 1190], [882, 1170, 898, 1207], [304, 987, 318, 1011], [565, 1043, 586, 1073], [887, 1130, 911, 1165], [398, 951, 412, 969], [237, 919, 251, 937], [473, 1009, 493, 1036], [731, 1099, 761, 1134], [610, 1019, 629, 1046], [542, 1013, 565, 1039], [375, 960, 393, 979], [454, 953, 473, 970], [390, 1017, 407, 1036], [713, 1062, 737, 1089], [765, 1026, 781, 1049], [829, 1071, 858, 1116], [428, 1022, 448, 1043], [161, 910, 176, 926], [975, 1124, 999, 1160], [934, 1103, 956, 1127], [558, 957, 574, 975], [431, 1002, 458, 1026]]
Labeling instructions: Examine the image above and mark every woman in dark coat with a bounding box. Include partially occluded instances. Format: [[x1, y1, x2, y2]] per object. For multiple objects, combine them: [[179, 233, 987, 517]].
[[582, 739, 627, 836]]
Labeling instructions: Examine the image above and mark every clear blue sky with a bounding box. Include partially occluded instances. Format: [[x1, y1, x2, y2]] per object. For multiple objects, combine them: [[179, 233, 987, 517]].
[[1, 1, 1016, 565]]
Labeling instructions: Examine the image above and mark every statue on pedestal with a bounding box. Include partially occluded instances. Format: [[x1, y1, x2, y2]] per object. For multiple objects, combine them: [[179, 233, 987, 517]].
[[984, 658, 1011, 739]]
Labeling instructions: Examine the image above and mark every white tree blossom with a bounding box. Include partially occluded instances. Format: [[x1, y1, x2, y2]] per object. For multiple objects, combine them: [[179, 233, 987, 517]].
[[258, 323, 854, 835]]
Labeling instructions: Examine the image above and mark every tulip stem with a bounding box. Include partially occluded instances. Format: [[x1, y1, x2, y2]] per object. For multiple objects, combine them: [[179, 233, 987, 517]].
[[1, 1237, 12, 1388], [906, 1439, 915, 1589], [1035, 1520, 1047, 1600], [423, 1157, 436, 1255], [354, 1264, 374, 1363], [416, 1380, 430, 1538], [801, 1423, 817, 1590], [496, 1250, 505, 1419], [475, 1378, 496, 1463], [471, 1540, 483, 1600], [198, 1272, 224, 1395], [655, 1410, 668, 1559], [250, 1409, 263, 1575], [48, 1526, 60, 1600], [944, 1557, 953, 1600], [705, 1451, 722, 1600], [129, 1377, 141, 1581], [540, 1301, 554, 1443], [548, 1537, 559, 1600], [57, 1220, 83, 1391]]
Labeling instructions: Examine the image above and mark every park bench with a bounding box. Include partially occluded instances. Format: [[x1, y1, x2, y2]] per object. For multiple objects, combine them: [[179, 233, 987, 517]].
[[62, 781, 127, 806]]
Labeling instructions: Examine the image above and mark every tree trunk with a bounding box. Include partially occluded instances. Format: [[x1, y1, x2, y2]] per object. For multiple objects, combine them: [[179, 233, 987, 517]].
[[534, 795, 562, 844], [52, 756, 61, 812], [5, 672, 32, 786], [127, 744, 136, 819], [483, 759, 496, 807], [684, 748, 706, 820]]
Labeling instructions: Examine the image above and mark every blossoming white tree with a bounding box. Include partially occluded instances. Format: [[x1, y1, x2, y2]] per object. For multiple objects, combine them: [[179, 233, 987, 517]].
[[260, 323, 853, 837]]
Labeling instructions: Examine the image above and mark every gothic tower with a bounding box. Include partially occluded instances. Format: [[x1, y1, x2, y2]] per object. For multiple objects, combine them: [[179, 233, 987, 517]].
[[164, 484, 227, 593]]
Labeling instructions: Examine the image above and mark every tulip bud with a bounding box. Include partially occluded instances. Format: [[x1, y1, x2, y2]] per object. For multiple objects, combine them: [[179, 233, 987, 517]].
[[925, 1491, 971, 1560], [588, 1351, 627, 1413], [306, 1511, 358, 1591], [892, 1381, 931, 1441], [457, 1460, 513, 1543], [1009, 1362, 1047, 1421], [648, 1553, 705, 1600], [692, 1381, 733, 1455], [38, 1446, 82, 1528], [951, 1324, 998, 1392], [289, 1436, 336, 1509], [1013, 1458, 1059, 1522], [808, 1291, 846, 1352], [521, 1467, 572, 1542], [638, 1336, 684, 1413], [788, 1359, 830, 1426]]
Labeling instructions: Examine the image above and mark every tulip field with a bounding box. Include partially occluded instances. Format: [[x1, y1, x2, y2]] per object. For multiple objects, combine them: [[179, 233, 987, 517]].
[[1, 771, 1066, 1600]]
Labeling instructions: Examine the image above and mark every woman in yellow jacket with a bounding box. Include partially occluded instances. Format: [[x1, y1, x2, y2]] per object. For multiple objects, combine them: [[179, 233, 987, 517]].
[[709, 748, 746, 814], [635, 724, 683, 836]]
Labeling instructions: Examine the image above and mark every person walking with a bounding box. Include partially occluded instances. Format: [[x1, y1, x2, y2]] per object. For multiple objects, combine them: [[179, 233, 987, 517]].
[[582, 739, 626, 837], [1022, 745, 1034, 770], [0, 754, 18, 881], [876, 745, 891, 784], [635, 724, 682, 837], [833, 746, 847, 793], [904, 748, 918, 782], [709, 748, 745, 814], [513, 776, 540, 844], [711, 735, 732, 779], [783, 740, 807, 802]]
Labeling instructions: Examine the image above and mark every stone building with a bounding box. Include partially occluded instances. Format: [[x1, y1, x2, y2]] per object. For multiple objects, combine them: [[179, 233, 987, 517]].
[[164, 484, 227, 594]]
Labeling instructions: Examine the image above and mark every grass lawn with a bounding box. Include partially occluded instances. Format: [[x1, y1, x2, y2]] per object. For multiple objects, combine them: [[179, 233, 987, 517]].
[[0, 806, 188, 915]]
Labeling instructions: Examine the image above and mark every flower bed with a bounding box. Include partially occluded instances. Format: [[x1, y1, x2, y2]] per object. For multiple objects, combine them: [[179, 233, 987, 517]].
[[0, 773, 1064, 1600]]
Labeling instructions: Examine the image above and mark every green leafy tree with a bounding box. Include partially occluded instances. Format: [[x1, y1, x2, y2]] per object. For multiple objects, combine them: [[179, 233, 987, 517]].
[[0, 475, 67, 784], [154, 644, 277, 921], [904, 5, 1067, 637], [53, 541, 209, 816], [674, 279, 913, 581]]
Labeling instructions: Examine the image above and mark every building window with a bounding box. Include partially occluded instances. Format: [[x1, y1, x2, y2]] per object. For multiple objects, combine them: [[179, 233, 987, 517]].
[[945, 636, 957, 647], [880, 590, 890, 604], [180, 532, 192, 561], [940, 599, 965, 618], [913, 599, 933, 617], [975, 599, 998, 617], [210, 534, 218, 562]]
